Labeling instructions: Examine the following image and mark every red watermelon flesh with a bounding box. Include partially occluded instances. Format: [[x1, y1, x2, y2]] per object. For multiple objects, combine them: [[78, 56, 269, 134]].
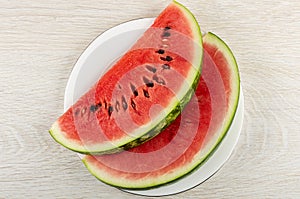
[[82, 32, 240, 189], [49, 1, 203, 154]]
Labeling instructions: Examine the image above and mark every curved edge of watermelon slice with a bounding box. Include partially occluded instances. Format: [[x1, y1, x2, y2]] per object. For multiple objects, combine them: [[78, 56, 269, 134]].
[[49, 1, 203, 154], [81, 32, 241, 189], [152, 32, 241, 189], [200, 32, 240, 158], [162, 32, 241, 189]]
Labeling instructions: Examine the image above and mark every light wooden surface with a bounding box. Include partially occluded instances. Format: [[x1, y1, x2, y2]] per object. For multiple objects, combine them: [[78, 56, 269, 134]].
[[1, 0, 299, 198]]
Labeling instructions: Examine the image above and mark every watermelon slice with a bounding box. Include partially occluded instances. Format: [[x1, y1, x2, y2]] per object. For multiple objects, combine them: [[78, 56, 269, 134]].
[[49, 1, 203, 154], [82, 32, 240, 189]]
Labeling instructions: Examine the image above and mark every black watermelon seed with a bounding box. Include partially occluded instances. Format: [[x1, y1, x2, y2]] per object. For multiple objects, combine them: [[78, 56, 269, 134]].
[[131, 99, 136, 110], [146, 82, 154, 88], [90, 105, 97, 113], [162, 64, 170, 69], [108, 106, 113, 117], [146, 82, 154, 87], [143, 76, 154, 87], [145, 65, 157, 73], [164, 26, 171, 30], [130, 83, 138, 97], [166, 56, 173, 62], [121, 96, 128, 110], [153, 75, 166, 85], [104, 100, 107, 109], [156, 49, 165, 54], [143, 89, 150, 98], [160, 57, 166, 61], [162, 32, 171, 37]]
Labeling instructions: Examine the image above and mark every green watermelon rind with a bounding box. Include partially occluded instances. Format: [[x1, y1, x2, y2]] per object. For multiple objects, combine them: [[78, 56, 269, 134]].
[[81, 32, 240, 189], [49, 0, 203, 154]]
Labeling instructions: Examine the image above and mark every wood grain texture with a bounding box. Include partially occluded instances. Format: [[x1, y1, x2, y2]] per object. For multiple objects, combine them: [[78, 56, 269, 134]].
[[0, 0, 299, 198]]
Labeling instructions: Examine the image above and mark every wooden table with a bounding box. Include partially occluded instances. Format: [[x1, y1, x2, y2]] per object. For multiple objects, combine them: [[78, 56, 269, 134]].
[[1, 0, 299, 198]]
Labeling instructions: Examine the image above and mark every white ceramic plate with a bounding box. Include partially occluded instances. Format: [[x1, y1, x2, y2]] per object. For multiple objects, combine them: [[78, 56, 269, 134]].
[[64, 18, 244, 196]]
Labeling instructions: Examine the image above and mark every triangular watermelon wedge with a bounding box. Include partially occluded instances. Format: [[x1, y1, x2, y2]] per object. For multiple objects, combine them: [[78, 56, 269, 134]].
[[49, 1, 203, 154], [81, 32, 240, 189]]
